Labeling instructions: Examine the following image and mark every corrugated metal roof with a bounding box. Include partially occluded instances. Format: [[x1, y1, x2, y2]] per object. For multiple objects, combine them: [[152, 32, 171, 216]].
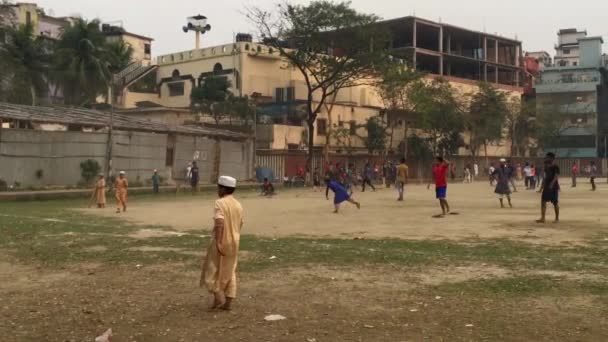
[[0, 102, 249, 140]]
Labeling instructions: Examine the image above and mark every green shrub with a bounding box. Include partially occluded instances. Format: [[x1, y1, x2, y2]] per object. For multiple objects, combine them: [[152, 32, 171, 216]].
[[80, 159, 101, 184]]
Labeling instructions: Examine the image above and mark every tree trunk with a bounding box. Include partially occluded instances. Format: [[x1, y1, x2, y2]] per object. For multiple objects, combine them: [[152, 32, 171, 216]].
[[30, 85, 37, 106], [212, 139, 221, 183], [483, 142, 489, 165], [307, 119, 315, 184], [324, 93, 338, 163], [324, 104, 332, 162], [403, 124, 409, 160]]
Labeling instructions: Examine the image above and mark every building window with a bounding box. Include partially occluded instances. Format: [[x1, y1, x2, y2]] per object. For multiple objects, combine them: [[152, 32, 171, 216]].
[[338, 121, 344, 127], [168, 82, 185, 97], [349, 121, 357, 135], [563, 48, 570, 55], [317, 119, 327, 136], [144, 43, 151, 55], [286, 87, 295, 101], [213, 63, 223, 73], [275, 87, 285, 102], [572, 61, 578, 66], [165, 148, 174, 166], [25, 11, 31, 26]]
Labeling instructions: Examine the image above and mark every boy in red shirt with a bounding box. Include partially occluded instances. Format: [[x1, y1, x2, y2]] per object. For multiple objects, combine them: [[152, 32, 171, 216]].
[[428, 156, 451, 217]]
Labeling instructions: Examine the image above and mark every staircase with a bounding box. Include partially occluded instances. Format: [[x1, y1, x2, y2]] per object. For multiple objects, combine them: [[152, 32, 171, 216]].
[[113, 61, 158, 90]]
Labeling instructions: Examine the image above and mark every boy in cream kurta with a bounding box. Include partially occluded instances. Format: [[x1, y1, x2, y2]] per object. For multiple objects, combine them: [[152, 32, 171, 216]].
[[201, 176, 243, 311]]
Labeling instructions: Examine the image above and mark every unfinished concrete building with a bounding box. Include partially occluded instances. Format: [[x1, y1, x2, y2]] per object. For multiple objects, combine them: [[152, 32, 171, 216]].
[[381, 17, 522, 88]]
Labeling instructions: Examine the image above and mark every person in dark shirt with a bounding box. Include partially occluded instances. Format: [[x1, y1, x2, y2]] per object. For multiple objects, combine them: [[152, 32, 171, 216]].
[[152, 169, 161, 194], [535, 164, 544, 190], [190, 161, 200, 194], [261, 177, 275, 196], [537, 152, 560, 223], [493, 158, 513, 208], [588, 161, 598, 191], [361, 162, 376, 192]]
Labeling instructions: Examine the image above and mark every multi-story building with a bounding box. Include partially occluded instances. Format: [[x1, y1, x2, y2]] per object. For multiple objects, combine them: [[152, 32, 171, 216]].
[[526, 51, 552, 69], [553, 28, 587, 67], [536, 33, 608, 158], [119, 16, 523, 168], [3, 2, 70, 40], [102, 24, 153, 65], [381, 17, 522, 89]]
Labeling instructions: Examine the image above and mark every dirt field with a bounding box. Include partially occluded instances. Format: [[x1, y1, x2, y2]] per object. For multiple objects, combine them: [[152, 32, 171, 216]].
[[90, 181, 608, 245], [1, 180, 607, 341]]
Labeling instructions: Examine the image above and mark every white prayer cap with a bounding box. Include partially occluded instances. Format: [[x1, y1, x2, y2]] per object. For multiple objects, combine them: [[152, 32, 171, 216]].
[[218, 175, 237, 188], [153, 169, 158, 172], [500, 158, 507, 162], [119, 171, 126, 175]]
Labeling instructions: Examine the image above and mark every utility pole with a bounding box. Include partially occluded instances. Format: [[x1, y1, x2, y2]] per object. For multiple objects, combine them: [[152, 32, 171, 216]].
[[105, 80, 115, 180]]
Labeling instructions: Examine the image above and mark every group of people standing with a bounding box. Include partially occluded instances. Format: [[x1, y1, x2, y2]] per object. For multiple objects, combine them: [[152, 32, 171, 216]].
[[572, 161, 599, 191], [90, 171, 129, 213]]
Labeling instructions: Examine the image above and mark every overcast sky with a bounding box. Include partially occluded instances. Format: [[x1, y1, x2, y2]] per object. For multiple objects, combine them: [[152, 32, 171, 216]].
[[35, 0, 608, 57]]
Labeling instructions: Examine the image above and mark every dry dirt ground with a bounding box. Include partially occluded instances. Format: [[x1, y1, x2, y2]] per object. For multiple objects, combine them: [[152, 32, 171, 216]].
[[1, 181, 607, 341], [91, 181, 608, 245]]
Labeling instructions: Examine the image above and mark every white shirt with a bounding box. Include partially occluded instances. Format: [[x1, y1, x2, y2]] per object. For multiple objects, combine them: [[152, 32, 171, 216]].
[[523, 166, 532, 177], [474, 164, 479, 176]]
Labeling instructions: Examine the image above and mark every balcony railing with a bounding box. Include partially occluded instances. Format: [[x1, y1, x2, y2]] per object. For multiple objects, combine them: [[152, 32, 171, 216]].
[[537, 75, 600, 85]]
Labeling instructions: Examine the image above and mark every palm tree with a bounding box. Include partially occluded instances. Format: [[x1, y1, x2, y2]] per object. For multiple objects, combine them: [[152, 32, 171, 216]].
[[106, 40, 133, 73], [0, 23, 50, 105], [54, 18, 111, 106]]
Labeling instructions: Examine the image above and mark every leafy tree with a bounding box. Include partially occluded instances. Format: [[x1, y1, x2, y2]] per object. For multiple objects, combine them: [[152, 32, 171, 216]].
[[534, 103, 573, 153], [191, 76, 232, 125], [408, 78, 464, 156], [465, 82, 508, 161], [362, 117, 389, 155], [438, 131, 465, 157], [80, 159, 101, 184], [505, 97, 536, 157], [53, 18, 112, 106], [0, 23, 51, 105], [407, 134, 434, 181], [331, 124, 353, 154], [228, 95, 256, 127], [248, 0, 390, 174], [375, 62, 422, 156], [106, 40, 133, 73]]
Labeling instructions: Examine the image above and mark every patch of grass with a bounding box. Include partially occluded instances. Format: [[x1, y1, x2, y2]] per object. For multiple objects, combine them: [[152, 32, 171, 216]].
[[431, 275, 608, 297], [0, 200, 607, 277], [238, 236, 608, 274]]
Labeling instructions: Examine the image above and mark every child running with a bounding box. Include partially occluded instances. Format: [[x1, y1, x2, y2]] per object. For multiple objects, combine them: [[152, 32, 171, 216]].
[[428, 156, 451, 217], [326, 177, 361, 213]]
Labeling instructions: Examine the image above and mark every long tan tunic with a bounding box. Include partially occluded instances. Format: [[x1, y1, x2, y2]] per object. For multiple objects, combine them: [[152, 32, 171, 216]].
[[200, 195, 244, 298], [95, 179, 106, 205], [114, 178, 128, 209]]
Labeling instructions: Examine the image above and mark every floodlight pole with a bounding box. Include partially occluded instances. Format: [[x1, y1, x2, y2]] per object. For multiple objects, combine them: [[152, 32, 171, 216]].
[[106, 77, 116, 181]]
